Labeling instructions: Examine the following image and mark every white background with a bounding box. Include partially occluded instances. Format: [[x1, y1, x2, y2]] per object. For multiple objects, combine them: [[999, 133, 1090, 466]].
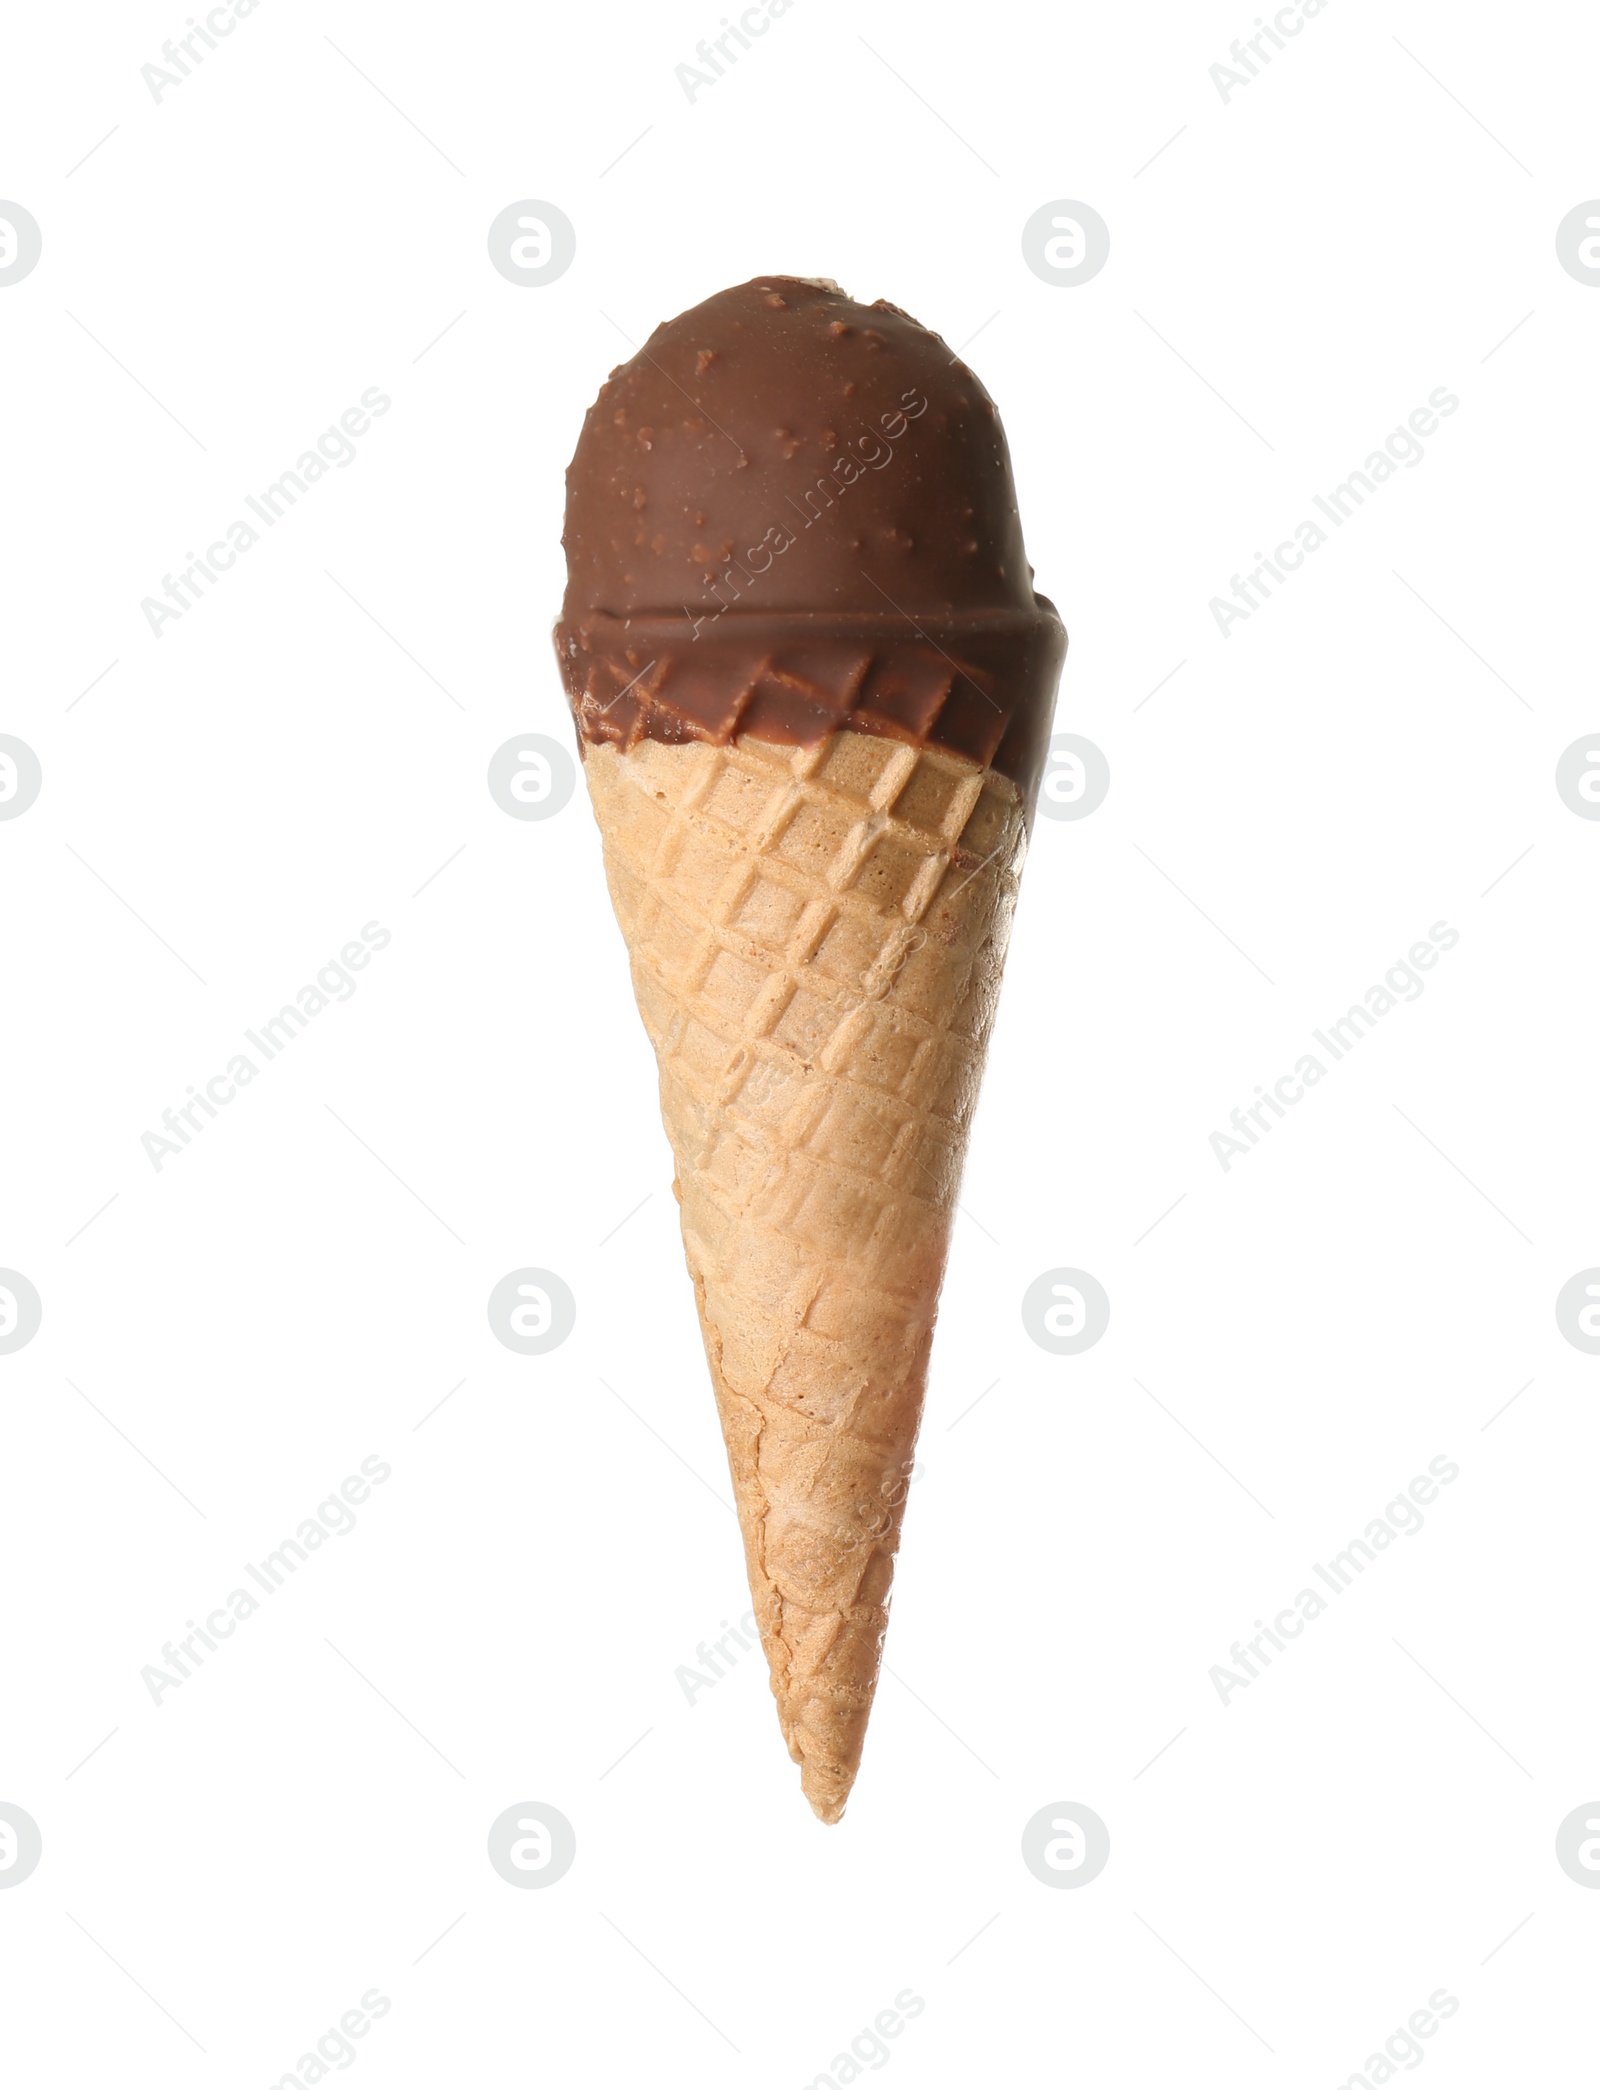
[[4, 1, 1598, 2084]]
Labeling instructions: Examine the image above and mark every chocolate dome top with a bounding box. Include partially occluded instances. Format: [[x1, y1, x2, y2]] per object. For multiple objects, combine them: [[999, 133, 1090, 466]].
[[554, 278, 1064, 797], [560, 276, 1043, 623]]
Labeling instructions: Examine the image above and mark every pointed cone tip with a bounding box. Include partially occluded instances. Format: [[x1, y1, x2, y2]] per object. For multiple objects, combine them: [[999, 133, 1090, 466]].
[[801, 1765, 852, 1825]]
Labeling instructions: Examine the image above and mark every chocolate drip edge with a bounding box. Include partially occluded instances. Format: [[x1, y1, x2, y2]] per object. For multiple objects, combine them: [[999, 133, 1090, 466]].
[[554, 601, 1066, 819]]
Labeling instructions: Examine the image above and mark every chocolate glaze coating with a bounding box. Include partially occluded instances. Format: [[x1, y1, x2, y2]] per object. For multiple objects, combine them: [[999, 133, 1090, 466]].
[[554, 277, 1065, 803]]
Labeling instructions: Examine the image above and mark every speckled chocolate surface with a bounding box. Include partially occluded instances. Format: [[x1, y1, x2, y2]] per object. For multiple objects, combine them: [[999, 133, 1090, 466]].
[[554, 276, 1065, 798]]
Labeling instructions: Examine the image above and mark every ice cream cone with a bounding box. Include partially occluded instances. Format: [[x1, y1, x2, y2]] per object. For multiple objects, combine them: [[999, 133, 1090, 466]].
[[582, 721, 1027, 1819], [555, 275, 1064, 1818]]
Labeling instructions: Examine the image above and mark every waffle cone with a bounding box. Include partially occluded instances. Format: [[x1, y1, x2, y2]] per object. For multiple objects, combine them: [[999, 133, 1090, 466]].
[[583, 725, 1027, 1821]]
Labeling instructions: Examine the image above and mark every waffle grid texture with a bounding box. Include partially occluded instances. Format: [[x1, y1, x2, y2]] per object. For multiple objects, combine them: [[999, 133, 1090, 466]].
[[584, 724, 1027, 1820]]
